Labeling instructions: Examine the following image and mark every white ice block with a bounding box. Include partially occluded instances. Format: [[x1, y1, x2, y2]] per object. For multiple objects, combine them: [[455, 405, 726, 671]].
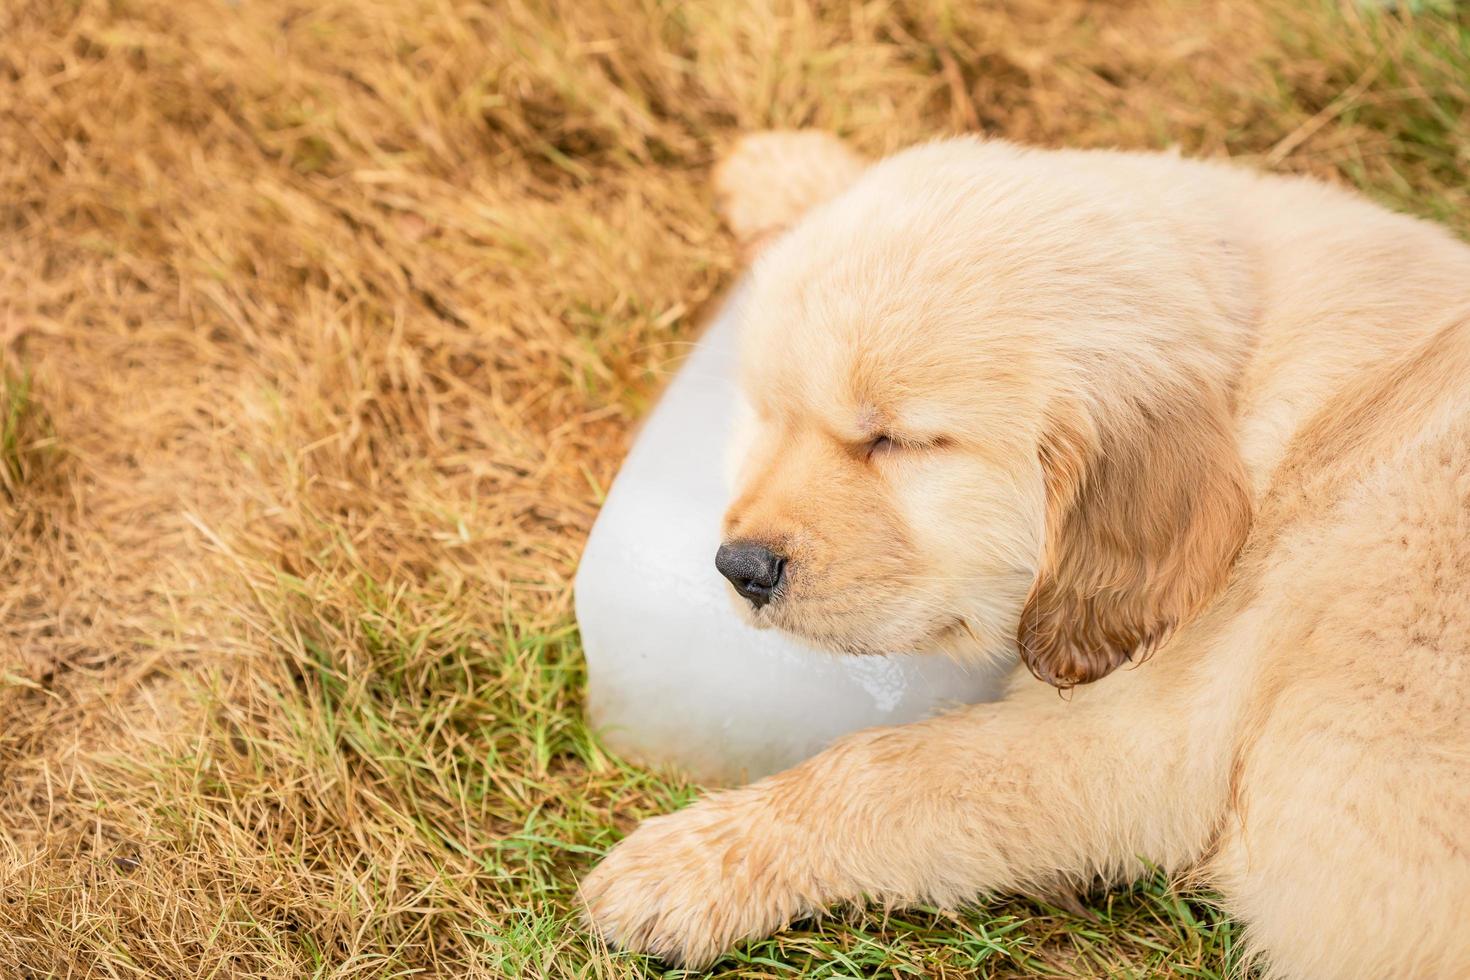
[[575, 289, 1013, 784]]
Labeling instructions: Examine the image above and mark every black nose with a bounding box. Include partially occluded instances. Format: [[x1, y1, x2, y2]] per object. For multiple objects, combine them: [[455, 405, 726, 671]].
[[715, 542, 786, 610]]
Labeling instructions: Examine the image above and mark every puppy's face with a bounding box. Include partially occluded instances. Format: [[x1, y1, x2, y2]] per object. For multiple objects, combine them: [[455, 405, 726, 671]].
[[719, 153, 1052, 659], [720, 273, 1046, 658], [716, 139, 1254, 677]]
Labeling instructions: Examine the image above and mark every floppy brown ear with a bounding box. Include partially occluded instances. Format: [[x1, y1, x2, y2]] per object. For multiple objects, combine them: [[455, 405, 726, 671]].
[[1017, 378, 1252, 688], [713, 131, 865, 258]]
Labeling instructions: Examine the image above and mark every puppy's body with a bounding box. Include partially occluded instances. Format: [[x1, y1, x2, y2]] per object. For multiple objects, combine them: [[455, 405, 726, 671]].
[[582, 135, 1470, 979]]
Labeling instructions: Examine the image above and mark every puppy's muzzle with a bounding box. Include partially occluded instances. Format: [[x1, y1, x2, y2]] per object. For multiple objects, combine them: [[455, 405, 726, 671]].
[[715, 541, 786, 610]]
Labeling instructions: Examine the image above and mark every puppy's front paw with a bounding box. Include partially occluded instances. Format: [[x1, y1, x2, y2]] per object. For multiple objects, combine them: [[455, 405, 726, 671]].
[[579, 794, 811, 967], [714, 130, 864, 255]]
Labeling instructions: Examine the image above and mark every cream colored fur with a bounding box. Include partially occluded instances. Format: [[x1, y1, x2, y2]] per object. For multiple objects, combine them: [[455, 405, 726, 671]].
[[579, 132, 1470, 979]]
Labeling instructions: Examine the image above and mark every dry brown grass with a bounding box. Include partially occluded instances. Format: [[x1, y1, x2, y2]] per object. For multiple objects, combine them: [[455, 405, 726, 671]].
[[1, 0, 1466, 975]]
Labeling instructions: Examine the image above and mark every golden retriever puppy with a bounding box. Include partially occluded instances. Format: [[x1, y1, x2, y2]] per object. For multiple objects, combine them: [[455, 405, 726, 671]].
[[579, 132, 1470, 979]]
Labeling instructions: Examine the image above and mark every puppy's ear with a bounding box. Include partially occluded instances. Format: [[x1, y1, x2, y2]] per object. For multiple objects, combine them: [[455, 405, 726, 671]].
[[714, 131, 865, 258], [1017, 378, 1252, 688]]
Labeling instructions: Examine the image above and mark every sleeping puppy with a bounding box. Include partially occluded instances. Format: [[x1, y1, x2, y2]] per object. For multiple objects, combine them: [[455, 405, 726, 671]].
[[579, 132, 1470, 979]]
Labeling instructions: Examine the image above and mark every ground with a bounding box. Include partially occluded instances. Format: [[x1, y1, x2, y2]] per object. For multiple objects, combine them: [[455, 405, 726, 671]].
[[1, 0, 1467, 976]]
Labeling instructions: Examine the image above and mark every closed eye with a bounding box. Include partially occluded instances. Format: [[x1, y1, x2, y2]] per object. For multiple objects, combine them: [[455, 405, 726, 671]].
[[864, 433, 952, 461], [865, 435, 897, 460]]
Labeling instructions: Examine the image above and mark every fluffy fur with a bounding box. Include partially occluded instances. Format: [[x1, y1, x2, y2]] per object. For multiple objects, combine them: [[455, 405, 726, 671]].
[[580, 131, 1470, 979]]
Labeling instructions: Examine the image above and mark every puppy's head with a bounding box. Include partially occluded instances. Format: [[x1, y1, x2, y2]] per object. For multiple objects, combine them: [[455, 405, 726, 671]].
[[717, 137, 1254, 687]]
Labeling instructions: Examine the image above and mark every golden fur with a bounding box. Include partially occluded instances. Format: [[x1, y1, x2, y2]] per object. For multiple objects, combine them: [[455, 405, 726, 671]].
[[580, 132, 1470, 978]]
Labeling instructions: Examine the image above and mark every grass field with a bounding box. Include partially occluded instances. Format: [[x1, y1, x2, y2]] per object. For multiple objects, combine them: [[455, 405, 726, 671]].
[[2, 0, 1467, 976]]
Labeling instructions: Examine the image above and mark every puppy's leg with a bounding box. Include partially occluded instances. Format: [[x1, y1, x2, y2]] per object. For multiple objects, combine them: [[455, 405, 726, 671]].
[[1211, 678, 1470, 980], [1209, 464, 1470, 980], [580, 668, 1228, 967], [714, 131, 865, 255]]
